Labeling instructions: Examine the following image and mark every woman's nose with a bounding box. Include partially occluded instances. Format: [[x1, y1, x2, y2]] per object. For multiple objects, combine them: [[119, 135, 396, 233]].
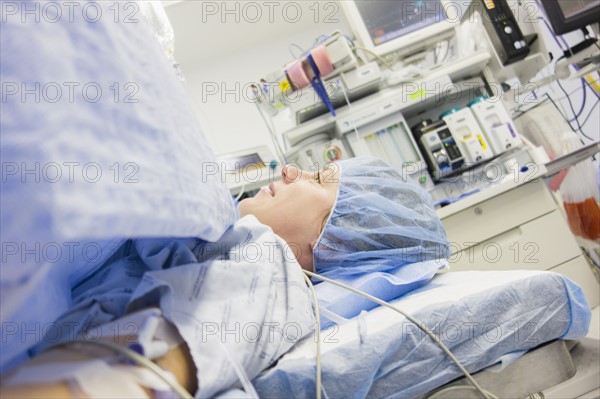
[[282, 164, 301, 183]]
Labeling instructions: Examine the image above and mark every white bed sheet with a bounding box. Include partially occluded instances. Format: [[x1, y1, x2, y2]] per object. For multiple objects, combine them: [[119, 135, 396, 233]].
[[252, 270, 591, 398]]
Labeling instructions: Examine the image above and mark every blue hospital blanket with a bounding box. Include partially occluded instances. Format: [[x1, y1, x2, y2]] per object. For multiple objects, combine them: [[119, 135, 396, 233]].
[[0, 0, 237, 373], [252, 270, 591, 398]]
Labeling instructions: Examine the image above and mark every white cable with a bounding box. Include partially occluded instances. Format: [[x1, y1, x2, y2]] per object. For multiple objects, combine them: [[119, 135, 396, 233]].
[[353, 45, 394, 70], [218, 339, 260, 399], [337, 79, 362, 149], [234, 182, 246, 202], [303, 270, 496, 399], [338, 78, 351, 109], [550, 57, 571, 118], [54, 339, 194, 399], [303, 273, 322, 399]]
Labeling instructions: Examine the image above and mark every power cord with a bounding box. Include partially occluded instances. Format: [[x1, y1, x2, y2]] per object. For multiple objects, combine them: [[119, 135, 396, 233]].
[[513, 80, 598, 119], [353, 45, 394, 70], [537, 93, 595, 156], [556, 78, 585, 124], [303, 270, 498, 399], [579, 97, 600, 129], [554, 80, 595, 141], [337, 78, 362, 146]]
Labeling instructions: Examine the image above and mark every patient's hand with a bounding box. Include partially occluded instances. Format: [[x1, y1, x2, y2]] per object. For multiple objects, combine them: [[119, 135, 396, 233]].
[[0, 315, 197, 398]]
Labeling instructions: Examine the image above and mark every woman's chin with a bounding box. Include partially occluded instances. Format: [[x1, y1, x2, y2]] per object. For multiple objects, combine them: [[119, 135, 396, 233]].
[[237, 197, 257, 218], [237, 200, 250, 217]]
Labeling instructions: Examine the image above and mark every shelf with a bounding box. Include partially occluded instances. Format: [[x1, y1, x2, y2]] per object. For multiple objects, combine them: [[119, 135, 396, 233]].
[[283, 51, 492, 147]]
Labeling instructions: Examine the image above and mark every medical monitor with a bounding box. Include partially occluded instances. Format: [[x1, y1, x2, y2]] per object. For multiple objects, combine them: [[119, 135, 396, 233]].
[[341, 0, 457, 58], [541, 0, 600, 35]]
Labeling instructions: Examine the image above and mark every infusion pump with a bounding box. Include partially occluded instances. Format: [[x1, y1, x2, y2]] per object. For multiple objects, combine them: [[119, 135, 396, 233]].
[[412, 98, 522, 181], [283, 94, 523, 190], [340, 112, 433, 189]]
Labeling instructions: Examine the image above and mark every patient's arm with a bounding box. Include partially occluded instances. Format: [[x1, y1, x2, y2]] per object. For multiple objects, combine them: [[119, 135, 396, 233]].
[[2, 217, 313, 398], [0, 332, 197, 398]]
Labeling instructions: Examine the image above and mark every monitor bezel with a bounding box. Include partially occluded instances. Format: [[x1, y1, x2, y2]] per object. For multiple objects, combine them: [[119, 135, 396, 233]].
[[340, 0, 458, 58], [541, 0, 600, 35]]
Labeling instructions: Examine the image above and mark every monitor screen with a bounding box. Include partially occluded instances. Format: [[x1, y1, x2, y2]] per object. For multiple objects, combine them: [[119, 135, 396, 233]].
[[541, 0, 600, 34], [557, 0, 598, 18], [341, 0, 455, 57], [223, 153, 264, 172], [353, 0, 447, 47]]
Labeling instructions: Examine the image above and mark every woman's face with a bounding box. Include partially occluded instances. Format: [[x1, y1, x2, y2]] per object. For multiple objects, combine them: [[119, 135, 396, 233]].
[[238, 163, 341, 271]]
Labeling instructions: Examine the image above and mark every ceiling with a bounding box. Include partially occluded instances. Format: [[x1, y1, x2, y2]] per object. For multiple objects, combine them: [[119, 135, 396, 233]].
[[164, 0, 347, 68]]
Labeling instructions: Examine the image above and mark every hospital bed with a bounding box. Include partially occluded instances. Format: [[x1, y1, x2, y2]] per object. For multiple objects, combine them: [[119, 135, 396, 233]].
[[1, 3, 597, 398], [251, 270, 594, 399]]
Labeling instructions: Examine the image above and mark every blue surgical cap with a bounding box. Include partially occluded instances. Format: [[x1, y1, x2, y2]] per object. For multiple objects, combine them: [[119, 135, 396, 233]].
[[312, 157, 451, 321], [313, 157, 450, 278]]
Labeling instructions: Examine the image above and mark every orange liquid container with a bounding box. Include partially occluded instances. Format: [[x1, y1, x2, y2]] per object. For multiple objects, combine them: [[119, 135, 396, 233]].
[[564, 197, 600, 240]]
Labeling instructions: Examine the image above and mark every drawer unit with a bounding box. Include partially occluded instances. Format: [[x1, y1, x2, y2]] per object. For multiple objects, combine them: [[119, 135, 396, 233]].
[[441, 181, 556, 252], [441, 177, 598, 309], [448, 210, 583, 272]]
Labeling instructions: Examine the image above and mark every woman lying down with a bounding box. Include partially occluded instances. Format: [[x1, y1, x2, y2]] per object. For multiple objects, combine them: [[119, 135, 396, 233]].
[[1, 157, 449, 398]]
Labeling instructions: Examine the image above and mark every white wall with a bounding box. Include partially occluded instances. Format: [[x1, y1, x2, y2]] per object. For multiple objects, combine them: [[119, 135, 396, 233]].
[[165, 1, 348, 157]]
